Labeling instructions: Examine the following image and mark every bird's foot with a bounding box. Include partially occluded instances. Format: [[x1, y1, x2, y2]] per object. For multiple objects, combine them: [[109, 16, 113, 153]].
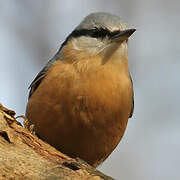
[[16, 115, 36, 135]]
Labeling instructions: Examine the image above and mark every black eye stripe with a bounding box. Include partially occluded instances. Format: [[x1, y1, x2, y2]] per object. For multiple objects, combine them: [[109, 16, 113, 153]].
[[59, 28, 120, 50], [70, 28, 120, 39]]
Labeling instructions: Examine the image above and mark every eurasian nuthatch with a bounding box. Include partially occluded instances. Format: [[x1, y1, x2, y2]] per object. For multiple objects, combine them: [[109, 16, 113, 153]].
[[26, 12, 135, 167]]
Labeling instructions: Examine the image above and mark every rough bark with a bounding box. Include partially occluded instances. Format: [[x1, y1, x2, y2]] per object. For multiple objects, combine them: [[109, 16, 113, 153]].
[[0, 103, 113, 180]]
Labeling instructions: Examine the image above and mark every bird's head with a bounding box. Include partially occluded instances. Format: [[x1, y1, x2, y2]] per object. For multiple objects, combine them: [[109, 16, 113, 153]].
[[61, 12, 136, 61]]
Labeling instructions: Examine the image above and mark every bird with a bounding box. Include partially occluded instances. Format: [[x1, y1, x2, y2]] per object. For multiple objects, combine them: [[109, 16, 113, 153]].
[[26, 12, 135, 168]]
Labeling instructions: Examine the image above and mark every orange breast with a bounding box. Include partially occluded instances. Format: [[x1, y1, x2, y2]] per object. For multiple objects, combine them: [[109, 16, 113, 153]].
[[26, 56, 133, 167]]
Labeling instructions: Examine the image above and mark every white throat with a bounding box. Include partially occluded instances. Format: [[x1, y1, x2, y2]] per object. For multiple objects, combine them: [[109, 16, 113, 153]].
[[72, 36, 128, 60]]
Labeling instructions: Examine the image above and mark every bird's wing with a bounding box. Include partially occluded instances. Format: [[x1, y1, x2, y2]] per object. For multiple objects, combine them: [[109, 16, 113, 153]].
[[129, 95, 134, 118], [129, 75, 134, 118], [28, 67, 46, 99], [28, 49, 62, 99]]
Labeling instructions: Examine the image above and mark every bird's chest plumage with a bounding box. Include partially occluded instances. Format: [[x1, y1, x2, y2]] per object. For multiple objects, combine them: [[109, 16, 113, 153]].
[[26, 59, 133, 167], [72, 65, 132, 130]]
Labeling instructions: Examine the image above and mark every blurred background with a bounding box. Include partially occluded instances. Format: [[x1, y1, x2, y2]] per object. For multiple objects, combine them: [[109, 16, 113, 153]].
[[0, 0, 180, 179]]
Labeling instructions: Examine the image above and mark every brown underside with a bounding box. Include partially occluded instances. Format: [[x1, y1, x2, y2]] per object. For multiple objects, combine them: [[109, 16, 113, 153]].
[[26, 42, 133, 167]]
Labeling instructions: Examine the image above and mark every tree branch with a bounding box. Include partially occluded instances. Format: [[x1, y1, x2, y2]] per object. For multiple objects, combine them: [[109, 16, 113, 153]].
[[0, 103, 113, 180]]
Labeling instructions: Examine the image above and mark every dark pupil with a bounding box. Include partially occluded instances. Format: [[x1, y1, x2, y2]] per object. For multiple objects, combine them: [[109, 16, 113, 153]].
[[71, 28, 120, 39], [90, 28, 109, 38]]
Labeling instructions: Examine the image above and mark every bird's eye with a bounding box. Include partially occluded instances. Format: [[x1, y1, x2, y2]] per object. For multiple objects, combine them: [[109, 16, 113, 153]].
[[92, 28, 98, 32], [90, 28, 109, 38], [91, 28, 100, 36]]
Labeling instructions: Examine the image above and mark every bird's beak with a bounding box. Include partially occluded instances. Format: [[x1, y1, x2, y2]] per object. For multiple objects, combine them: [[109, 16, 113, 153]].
[[111, 29, 136, 42]]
